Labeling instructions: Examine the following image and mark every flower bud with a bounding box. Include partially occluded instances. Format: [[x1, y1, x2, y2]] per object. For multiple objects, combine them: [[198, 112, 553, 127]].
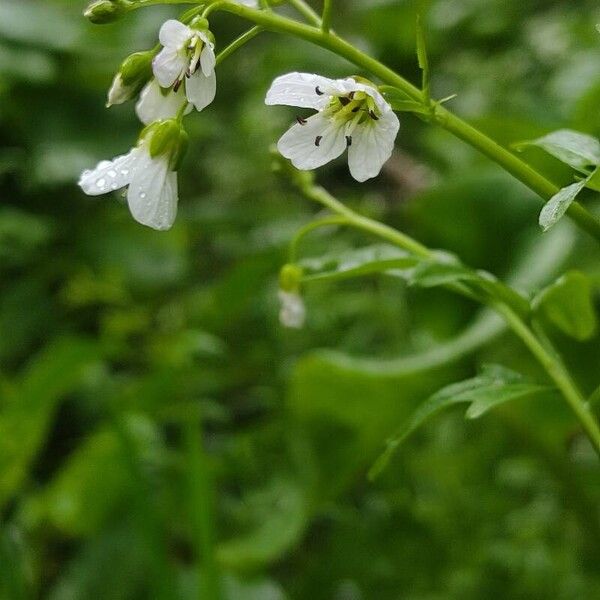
[[279, 263, 303, 292], [84, 0, 129, 24], [278, 290, 306, 329], [106, 51, 153, 107]]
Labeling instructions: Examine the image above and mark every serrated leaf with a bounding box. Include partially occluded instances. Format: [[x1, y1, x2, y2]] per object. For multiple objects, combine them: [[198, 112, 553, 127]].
[[515, 129, 600, 171], [539, 180, 587, 232], [369, 365, 552, 479], [533, 271, 598, 341]]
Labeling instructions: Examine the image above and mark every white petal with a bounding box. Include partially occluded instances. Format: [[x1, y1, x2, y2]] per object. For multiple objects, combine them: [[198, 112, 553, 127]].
[[236, 0, 258, 6], [106, 73, 134, 107], [278, 291, 306, 328], [185, 70, 216, 112], [277, 113, 347, 171], [159, 19, 191, 49], [78, 149, 139, 196], [153, 47, 187, 88], [135, 79, 191, 125], [199, 42, 216, 77], [127, 150, 178, 230], [347, 110, 400, 182], [265, 72, 336, 110], [354, 82, 390, 114]]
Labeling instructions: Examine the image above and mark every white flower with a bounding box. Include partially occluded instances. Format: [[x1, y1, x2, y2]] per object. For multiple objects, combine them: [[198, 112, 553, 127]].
[[136, 79, 191, 125], [278, 290, 306, 328], [265, 72, 400, 182], [106, 73, 135, 107], [153, 19, 216, 112], [78, 122, 185, 231]]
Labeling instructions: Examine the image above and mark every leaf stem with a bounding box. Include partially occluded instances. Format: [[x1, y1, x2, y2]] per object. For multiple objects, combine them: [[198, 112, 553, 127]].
[[321, 0, 333, 32]]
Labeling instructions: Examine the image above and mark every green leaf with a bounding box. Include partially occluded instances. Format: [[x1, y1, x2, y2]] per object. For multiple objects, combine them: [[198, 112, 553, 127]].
[[0, 338, 100, 510], [538, 180, 587, 232], [300, 244, 418, 283], [379, 86, 429, 114], [586, 165, 600, 192], [369, 365, 552, 479], [515, 129, 600, 171], [533, 271, 598, 341]]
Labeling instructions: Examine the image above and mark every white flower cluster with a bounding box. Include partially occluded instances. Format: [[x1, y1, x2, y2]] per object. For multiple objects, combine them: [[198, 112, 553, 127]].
[[79, 11, 400, 232]]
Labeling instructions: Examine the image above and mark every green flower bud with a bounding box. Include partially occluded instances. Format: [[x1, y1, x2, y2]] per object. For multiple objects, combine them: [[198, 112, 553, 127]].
[[84, 0, 129, 24], [279, 264, 303, 293], [120, 51, 153, 86]]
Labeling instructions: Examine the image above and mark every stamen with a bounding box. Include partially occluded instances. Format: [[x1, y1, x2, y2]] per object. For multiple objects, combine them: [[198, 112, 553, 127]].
[[369, 110, 379, 121], [339, 96, 351, 107], [348, 91, 355, 100], [173, 79, 183, 93], [352, 107, 360, 113], [315, 86, 324, 96], [296, 116, 307, 125], [346, 136, 352, 147], [315, 135, 322, 147]]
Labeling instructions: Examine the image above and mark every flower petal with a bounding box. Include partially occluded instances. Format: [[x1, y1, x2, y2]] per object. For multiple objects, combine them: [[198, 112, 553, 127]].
[[347, 110, 400, 182], [185, 69, 216, 112], [265, 72, 335, 110], [106, 73, 134, 107], [78, 150, 139, 196], [199, 41, 216, 77], [127, 150, 178, 230], [277, 113, 347, 171], [135, 79, 191, 125], [236, 0, 258, 5], [159, 19, 191, 49], [153, 47, 187, 88]]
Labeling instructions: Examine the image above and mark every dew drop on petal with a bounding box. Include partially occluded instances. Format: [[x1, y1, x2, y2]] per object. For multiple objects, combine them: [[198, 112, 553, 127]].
[[107, 170, 117, 178], [96, 178, 106, 188]]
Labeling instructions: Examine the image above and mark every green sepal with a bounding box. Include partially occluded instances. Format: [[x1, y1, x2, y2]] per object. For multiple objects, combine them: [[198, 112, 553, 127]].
[[84, 0, 129, 24], [119, 51, 153, 87], [149, 120, 182, 159]]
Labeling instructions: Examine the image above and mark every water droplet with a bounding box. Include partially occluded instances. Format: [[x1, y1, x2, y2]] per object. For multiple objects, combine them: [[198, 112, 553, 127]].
[[107, 170, 117, 178], [140, 192, 147, 199], [96, 178, 106, 188], [121, 169, 129, 176]]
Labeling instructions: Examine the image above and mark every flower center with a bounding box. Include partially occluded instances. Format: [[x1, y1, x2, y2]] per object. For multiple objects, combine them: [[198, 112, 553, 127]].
[[173, 34, 204, 91], [322, 89, 381, 125]]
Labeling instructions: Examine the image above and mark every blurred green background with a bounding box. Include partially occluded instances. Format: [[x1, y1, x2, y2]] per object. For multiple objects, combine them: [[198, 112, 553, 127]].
[[2, 0, 600, 598]]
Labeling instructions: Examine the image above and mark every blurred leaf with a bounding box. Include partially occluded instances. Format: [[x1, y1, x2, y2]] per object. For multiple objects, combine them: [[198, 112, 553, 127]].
[[538, 180, 587, 232], [515, 129, 600, 171], [586, 165, 600, 192], [0, 338, 99, 509], [369, 365, 553, 479], [217, 480, 308, 570], [22, 415, 163, 536], [533, 271, 598, 341]]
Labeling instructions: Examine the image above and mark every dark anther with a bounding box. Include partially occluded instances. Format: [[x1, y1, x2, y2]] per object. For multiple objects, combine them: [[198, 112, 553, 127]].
[[315, 135, 322, 147], [296, 116, 307, 125], [173, 79, 183, 93], [339, 96, 351, 107], [315, 86, 324, 95], [352, 107, 360, 113], [346, 136, 352, 147], [369, 110, 379, 121], [348, 91, 355, 100]]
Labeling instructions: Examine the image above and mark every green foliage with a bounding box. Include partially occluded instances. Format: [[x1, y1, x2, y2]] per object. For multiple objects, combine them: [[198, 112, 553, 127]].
[[534, 271, 598, 341], [2, 1, 600, 599]]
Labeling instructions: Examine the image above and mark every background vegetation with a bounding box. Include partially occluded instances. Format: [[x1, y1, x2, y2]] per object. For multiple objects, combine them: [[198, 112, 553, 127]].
[[1, 0, 600, 598]]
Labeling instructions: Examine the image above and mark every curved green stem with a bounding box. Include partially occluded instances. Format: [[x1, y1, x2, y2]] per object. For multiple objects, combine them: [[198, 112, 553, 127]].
[[321, 0, 333, 32], [216, 25, 263, 64], [203, 1, 600, 242], [289, 215, 350, 261]]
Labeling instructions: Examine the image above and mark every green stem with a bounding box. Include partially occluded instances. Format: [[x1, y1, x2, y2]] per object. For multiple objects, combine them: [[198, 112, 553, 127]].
[[321, 0, 333, 32], [289, 215, 350, 261], [203, 1, 600, 242], [216, 26, 263, 65], [493, 302, 600, 457], [185, 412, 221, 600], [290, 174, 600, 457], [287, 0, 322, 26]]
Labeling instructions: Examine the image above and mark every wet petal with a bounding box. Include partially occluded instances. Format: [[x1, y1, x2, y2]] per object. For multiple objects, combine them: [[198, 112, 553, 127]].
[[153, 47, 187, 88], [185, 69, 216, 112], [127, 150, 178, 230], [78, 149, 139, 196], [277, 113, 347, 171], [199, 41, 216, 77], [159, 19, 191, 49], [135, 79, 190, 125], [265, 72, 335, 110], [347, 110, 400, 182]]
